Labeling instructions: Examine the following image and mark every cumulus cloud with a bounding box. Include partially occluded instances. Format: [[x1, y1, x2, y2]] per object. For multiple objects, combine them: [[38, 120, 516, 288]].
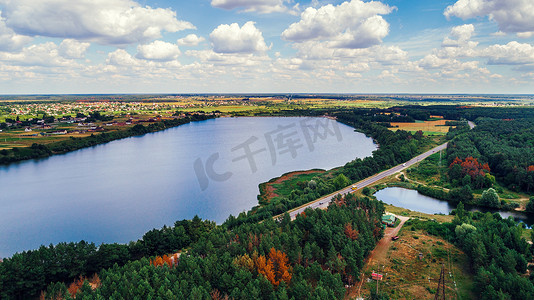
[[210, 22, 269, 53], [211, 0, 290, 14], [0, 12, 32, 52], [187, 49, 270, 66], [444, 0, 534, 36], [136, 40, 181, 61], [178, 34, 205, 46], [0, 0, 195, 45], [0, 42, 78, 67], [281, 0, 394, 49], [438, 24, 478, 58], [442, 24, 475, 47], [58, 39, 90, 59], [482, 41, 534, 65], [107, 49, 139, 66]]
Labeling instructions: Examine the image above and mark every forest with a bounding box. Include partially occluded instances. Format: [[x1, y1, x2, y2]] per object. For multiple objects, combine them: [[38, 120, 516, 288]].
[[410, 204, 534, 299], [0, 194, 384, 299], [447, 118, 534, 193]]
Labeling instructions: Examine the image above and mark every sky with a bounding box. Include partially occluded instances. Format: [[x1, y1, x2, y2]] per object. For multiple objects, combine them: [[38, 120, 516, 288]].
[[0, 0, 533, 94]]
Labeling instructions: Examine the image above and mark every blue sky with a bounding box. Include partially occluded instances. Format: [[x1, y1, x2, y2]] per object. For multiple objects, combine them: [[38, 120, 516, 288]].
[[0, 0, 533, 94]]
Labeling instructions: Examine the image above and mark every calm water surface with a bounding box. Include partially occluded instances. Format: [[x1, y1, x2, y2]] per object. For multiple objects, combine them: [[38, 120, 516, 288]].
[[375, 187, 534, 226], [0, 117, 377, 257]]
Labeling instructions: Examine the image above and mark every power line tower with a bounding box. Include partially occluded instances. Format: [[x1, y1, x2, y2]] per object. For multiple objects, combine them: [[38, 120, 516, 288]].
[[435, 264, 446, 300]]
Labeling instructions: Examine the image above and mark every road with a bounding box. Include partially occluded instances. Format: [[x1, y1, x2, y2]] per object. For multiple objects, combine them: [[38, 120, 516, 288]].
[[285, 142, 449, 220]]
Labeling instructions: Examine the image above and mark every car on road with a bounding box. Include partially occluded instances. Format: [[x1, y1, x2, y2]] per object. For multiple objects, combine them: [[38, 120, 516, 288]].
[[402, 163, 406, 167], [391, 236, 399, 240], [351, 185, 357, 191]]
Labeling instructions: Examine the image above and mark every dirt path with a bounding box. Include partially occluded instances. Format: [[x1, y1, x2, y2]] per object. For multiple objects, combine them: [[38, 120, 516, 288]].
[[349, 215, 409, 299], [368, 215, 409, 264]]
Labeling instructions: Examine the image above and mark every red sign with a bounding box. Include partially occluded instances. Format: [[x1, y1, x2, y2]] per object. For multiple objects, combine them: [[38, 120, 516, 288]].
[[371, 273, 383, 281]]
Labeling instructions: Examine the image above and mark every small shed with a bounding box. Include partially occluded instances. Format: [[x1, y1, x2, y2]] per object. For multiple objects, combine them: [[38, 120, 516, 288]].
[[382, 214, 396, 227]]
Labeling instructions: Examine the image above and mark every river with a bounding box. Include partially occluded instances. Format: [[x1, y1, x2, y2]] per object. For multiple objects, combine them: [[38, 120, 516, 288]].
[[0, 117, 377, 257], [375, 187, 534, 226]]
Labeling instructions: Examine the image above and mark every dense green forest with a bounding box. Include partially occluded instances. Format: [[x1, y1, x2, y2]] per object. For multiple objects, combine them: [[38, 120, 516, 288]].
[[1, 194, 384, 299], [447, 118, 534, 193], [410, 204, 534, 299], [0, 114, 215, 165], [0, 217, 215, 299]]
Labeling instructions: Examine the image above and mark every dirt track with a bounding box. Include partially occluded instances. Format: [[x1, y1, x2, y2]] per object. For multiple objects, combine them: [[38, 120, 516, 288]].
[[350, 215, 410, 299]]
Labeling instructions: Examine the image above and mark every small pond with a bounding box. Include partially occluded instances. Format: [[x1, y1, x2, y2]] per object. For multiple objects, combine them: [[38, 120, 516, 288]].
[[375, 187, 534, 227]]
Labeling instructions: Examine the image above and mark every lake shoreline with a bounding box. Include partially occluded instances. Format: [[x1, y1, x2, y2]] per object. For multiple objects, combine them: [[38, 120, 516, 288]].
[[0, 114, 217, 166], [375, 186, 534, 226]]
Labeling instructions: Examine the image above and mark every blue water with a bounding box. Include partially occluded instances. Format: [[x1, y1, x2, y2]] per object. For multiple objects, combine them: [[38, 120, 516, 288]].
[[0, 117, 377, 257], [375, 187, 534, 226]]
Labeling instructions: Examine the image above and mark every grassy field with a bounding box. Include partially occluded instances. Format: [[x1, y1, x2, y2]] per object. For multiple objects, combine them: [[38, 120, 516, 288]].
[[358, 226, 473, 299], [259, 170, 328, 204], [389, 119, 454, 136]]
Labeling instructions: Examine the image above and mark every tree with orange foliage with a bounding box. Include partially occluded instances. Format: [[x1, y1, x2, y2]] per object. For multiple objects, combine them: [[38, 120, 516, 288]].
[[528, 165, 534, 172], [344, 223, 359, 241], [67, 276, 86, 298], [256, 248, 292, 286], [449, 156, 492, 188], [150, 253, 179, 268]]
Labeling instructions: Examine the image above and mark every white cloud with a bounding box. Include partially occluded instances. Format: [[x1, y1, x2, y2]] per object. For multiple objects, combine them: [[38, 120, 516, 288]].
[[444, 0, 534, 36], [442, 24, 475, 47], [211, 0, 290, 14], [177, 34, 205, 46], [186, 49, 270, 66], [0, 11, 32, 52], [281, 0, 394, 49], [517, 32, 534, 39], [482, 41, 534, 65], [58, 39, 90, 59], [0, 42, 79, 67], [438, 24, 478, 58], [136, 40, 180, 61], [0, 0, 195, 45], [107, 49, 139, 66], [210, 22, 269, 53]]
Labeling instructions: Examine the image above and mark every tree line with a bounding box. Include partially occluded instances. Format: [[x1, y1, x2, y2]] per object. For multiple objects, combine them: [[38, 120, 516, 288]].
[[0, 114, 215, 165], [1, 194, 385, 299]]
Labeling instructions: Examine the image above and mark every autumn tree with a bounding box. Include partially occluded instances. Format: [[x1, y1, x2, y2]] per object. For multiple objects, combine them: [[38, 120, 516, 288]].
[[67, 276, 87, 298], [150, 253, 179, 268], [449, 156, 492, 188], [256, 248, 292, 286], [344, 223, 359, 240]]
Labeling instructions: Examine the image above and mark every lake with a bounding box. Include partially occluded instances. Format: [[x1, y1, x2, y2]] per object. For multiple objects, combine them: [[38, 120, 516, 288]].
[[0, 117, 377, 257], [375, 187, 534, 226]]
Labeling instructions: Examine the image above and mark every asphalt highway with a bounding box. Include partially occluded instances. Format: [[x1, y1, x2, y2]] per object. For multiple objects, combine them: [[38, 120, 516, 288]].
[[286, 142, 449, 219]]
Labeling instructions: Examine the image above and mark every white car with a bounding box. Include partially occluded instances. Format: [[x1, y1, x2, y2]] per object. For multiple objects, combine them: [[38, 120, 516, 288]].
[[402, 163, 406, 167]]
